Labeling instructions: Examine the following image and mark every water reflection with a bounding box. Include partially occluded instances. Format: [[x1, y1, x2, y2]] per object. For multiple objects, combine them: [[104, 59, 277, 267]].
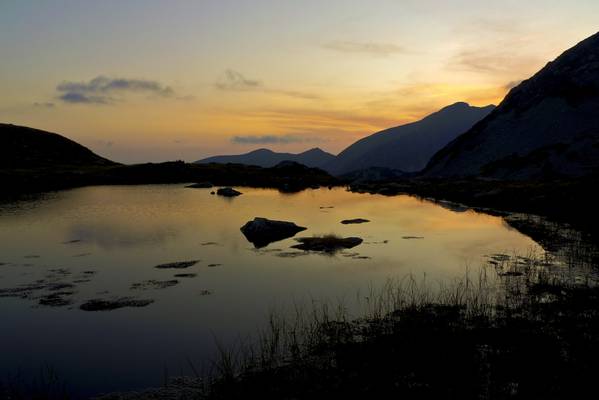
[[67, 222, 178, 249], [0, 185, 546, 397]]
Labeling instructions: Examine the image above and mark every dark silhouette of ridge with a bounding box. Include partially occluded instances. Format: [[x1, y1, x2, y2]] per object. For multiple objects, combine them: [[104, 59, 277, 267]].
[[325, 102, 494, 175], [196, 147, 335, 169], [424, 32, 599, 179], [0, 123, 115, 169]]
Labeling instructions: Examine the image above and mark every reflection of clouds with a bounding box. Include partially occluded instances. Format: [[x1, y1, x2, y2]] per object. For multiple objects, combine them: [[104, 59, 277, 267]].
[[67, 223, 178, 249]]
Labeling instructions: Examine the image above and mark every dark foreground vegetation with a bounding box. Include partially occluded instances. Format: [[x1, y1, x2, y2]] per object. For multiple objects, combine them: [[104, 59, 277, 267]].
[[5, 251, 596, 400], [201, 278, 599, 400], [63, 251, 595, 400]]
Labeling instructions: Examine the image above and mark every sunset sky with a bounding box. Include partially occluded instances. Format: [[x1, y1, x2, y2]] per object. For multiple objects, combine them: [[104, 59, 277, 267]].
[[1, 0, 598, 163]]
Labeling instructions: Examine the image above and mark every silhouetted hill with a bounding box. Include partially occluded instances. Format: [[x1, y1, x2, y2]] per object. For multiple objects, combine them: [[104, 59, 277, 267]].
[[0, 124, 339, 195], [0, 123, 115, 169], [325, 102, 494, 175], [425, 32, 599, 179], [196, 147, 335, 168]]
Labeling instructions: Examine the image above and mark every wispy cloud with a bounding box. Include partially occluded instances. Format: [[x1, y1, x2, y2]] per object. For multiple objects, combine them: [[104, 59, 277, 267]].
[[231, 134, 326, 145], [33, 102, 55, 108], [448, 18, 549, 80], [56, 76, 175, 104], [216, 69, 262, 91], [322, 41, 407, 56], [215, 69, 320, 100]]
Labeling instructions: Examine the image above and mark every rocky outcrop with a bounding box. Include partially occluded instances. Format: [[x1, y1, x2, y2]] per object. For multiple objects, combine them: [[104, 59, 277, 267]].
[[240, 217, 307, 248]]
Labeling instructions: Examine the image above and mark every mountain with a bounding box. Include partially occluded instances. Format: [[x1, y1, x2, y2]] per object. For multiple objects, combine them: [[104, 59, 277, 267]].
[[425, 32, 599, 179], [324, 102, 495, 176], [0, 123, 115, 169], [196, 147, 336, 169]]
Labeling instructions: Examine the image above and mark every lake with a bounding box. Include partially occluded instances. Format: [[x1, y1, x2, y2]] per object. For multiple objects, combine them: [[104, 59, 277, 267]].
[[0, 185, 543, 397]]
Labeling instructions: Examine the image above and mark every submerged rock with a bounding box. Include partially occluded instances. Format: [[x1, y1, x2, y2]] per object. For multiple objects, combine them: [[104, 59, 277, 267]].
[[154, 260, 199, 269], [240, 217, 307, 248], [38, 292, 75, 307], [80, 297, 154, 311], [292, 236, 363, 253], [174, 273, 197, 278], [130, 279, 179, 290], [341, 218, 370, 224], [216, 187, 242, 197], [185, 182, 213, 189]]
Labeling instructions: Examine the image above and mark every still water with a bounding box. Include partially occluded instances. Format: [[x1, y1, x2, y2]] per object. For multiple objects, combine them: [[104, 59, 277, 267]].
[[0, 185, 542, 396]]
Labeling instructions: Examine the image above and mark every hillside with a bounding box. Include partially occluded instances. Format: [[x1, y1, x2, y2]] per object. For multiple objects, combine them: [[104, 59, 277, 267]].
[[0, 123, 115, 169], [325, 102, 494, 175], [424, 32, 599, 179], [196, 148, 335, 169]]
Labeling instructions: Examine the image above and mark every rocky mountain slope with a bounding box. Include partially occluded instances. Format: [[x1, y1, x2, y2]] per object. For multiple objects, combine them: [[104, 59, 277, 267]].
[[325, 102, 494, 175], [424, 32, 599, 179]]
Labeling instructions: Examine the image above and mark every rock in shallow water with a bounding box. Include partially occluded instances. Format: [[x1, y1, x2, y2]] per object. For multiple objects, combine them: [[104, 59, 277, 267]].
[[216, 187, 242, 197], [185, 182, 213, 188], [340, 218, 370, 224], [154, 260, 199, 269], [292, 236, 363, 253], [240, 217, 307, 248], [80, 297, 154, 311]]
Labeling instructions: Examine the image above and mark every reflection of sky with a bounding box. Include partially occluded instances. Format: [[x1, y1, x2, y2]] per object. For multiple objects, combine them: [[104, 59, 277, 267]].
[[67, 222, 178, 249], [0, 185, 544, 397]]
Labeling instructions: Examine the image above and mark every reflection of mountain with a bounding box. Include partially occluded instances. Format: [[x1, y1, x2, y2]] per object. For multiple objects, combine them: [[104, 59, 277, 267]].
[[196, 148, 335, 168], [67, 223, 178, 249], [425, 32, 599, 179], [325, 102, 494, 175]]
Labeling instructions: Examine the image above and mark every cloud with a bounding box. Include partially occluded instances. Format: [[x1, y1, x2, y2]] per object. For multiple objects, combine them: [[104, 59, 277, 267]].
[[231, 134, 326, 145], [322, 41, 406, 56], [215, 69, 320, 100], [447, 17, 550, 81], [33, 102, 55, 108], [216, 69, 262, 91], [56, 76, 175, 104]]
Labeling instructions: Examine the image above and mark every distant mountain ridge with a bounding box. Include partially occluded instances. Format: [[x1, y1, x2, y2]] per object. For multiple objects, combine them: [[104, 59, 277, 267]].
[[324, 102, 495, 176], [424, 32, 599, 179], [196, 147, 336, 169], [0, 123, 115, 169]]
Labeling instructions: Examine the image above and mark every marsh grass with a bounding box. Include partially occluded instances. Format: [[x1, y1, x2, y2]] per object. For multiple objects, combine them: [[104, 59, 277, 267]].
[[5, 251, 598, 399], [202, 251, 599, 399], [0, 365, 70, 400]]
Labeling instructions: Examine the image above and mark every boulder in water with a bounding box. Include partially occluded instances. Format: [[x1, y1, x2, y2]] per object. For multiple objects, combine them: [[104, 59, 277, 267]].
[[241, 217, 307, 248], [217, 187, 242, 197]]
